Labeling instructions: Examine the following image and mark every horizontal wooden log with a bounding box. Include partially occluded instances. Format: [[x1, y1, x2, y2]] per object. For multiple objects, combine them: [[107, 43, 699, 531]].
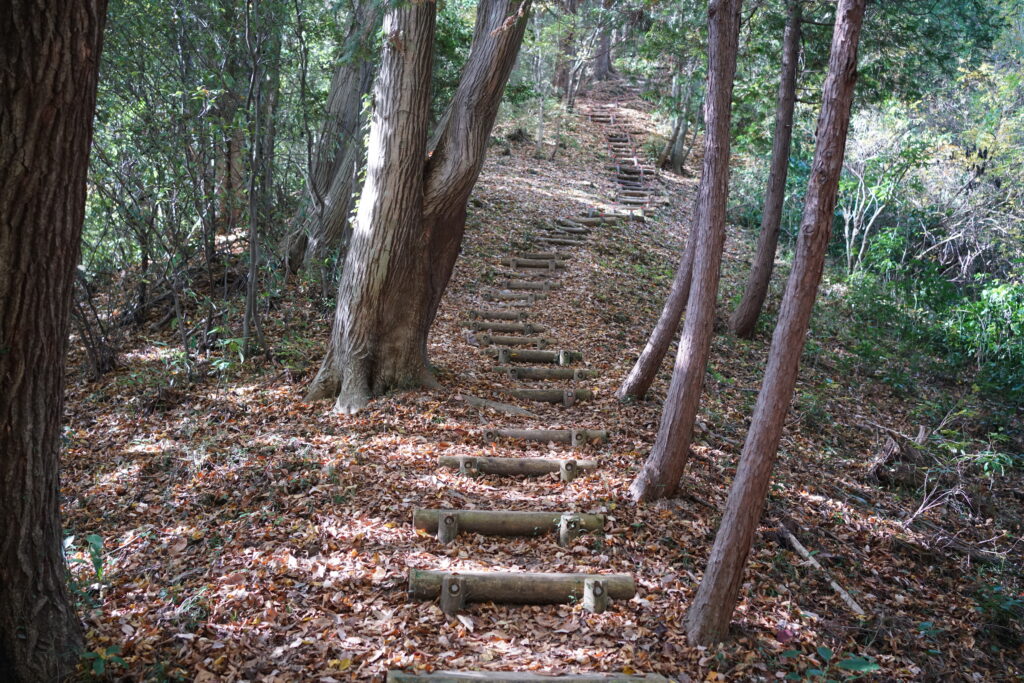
[[413, 509, 604, 536], [495, 279, 560, 292], [482, 290, 546, 302], [565, 216, 618, 227], [537, 237, 586, 246], [506, 388, 593, 405], [519, 252, 570, 260], [477, 334, 553, 348], [438, 455, 598, 476], [387, 672, 669, 682], [501, 257, 567, 269], [464, 321, 546, 334], [483, 428, 609, 445], [493, 365, 598, 380], [468, 309, 528, 321], [455, 394, 537, 417], [408, 570, 635, 604], [486, 348, 583, 364]]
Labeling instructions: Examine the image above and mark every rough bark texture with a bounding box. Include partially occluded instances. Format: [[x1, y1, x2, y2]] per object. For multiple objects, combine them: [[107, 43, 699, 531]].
[[615, 234, 695, 401], [305, 2, 436, 412], [284, 1, 382, 273], [728, 0, 802, 338], [0, 1, 107, 680], [629, 0, 743, 503], [307, 0, 531, 413], [686, 0, 864, 646], [408, 570, 636, 603]]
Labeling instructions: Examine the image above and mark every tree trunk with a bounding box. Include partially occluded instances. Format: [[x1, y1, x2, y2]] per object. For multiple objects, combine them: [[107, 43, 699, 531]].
[[307, 0, 531, 413], [686, 0, 864, 646], [615, 234, 695, 401], [629, 0, 743, 503], [284, 1, 382, 274], [0, 2, 107, 680], [728, 0, 802, 338], [591, 0, 616, 81]]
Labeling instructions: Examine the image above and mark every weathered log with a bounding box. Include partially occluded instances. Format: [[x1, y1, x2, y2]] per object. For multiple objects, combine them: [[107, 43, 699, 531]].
[[537, 237, 586, 246], [482, 290, 546, 302], [408, 570, 635, 606], [440, 574, 465, 613], [413, 509, 604, 538], [495, 280, 560, 292], [493, 366, 598, 380], [487, 348, 582, 364], [482, 428, 609, 445], [519, 252, 569, 260], [455, 394, 537, 417], [500, 257, 567, 269], [506, 388, 593, 406], [477, 333, 553, 348], [464, 321, 547, 333], [387, 673, 669, 682], [438, 455, 599, 476], [584, 578, 609, 613], [468, 309, 528, 321], [563, 216, 618, 227]]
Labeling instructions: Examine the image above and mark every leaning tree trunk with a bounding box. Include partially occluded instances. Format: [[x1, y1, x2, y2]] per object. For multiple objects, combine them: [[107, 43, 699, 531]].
[[283, 1, 382, 274], [728, 0, 802, 338], [629, 0, 743, 503], [686, 0, 864, 646], [306, 0, 531, 414], [0, 2, 107, 680], [615, 231, 695, 401]]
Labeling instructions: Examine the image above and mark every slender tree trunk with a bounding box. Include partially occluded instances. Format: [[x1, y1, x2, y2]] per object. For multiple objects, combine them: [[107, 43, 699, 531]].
[[592, 0, 616, 81], [0, 2, 107, 680], [306, 0, 531, 412], [284, 1, 382, 274], [629, 0, 743, 503], [686, 0, 864, 645], [616, 232, 695, 401], [728, 0, 802, 338]]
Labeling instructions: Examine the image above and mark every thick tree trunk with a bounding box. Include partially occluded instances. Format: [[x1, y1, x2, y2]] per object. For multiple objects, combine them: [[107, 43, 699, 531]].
[[629, 0, 743, 503], [307, 0, 531, 413], [284, 1, 381, 274], [686, 0, 864, 645], [615, 234, 695, 401], [0, 2, 107, 680], [306, 2, 436, 413], [592, 0, 616, 81], [728, 0, 802, 338]]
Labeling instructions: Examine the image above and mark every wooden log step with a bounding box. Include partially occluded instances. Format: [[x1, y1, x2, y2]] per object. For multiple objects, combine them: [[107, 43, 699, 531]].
[[618, 190, 651, 197], [408, 570, 635, 606], [483, 428, 609, 446], [564, 216, 618, 227], [519, 251, 570, 260], [439, 454, 598, 477], [469, 309, 528, 321], [500, 257, 567, 270], [550, 220, 592, 233], [616, 197, 648, 206], [388, 672, 668, 682], [464, 321, 546, 334], [477, 333, 554, 348], [482, 290, 546, 302], [537, 237, 586, 246], [487, 348, 582, 364], [413, 509, 604, 539], [456, 394, 537, 417], [506, 388, 593, 406], [494, 365, 598, 380], [495, 279, 560, 291]]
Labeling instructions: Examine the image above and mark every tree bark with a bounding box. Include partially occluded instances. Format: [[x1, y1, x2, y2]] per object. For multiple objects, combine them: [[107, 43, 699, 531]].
[[284, 0, 382, 274], [628, 0, 744, 503], [306, 1, 436, 413], [615, 234, 695, 401], [591, 0, 616, 81], [0, 2, 107, 680], [686, 0, 864, 646], [728, 0, 802, 338], [307, 0, 532, 412]]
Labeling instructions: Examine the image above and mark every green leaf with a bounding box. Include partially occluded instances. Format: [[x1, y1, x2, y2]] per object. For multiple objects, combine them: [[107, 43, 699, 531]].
[[781, 649, 802, 658], [836, 656, 880, 673], [92, 658, 105, 675], [817, 646, 834, 663]]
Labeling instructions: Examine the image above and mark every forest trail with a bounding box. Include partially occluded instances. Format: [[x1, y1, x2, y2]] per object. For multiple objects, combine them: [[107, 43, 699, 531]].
[[60, 83, 1022, 680]]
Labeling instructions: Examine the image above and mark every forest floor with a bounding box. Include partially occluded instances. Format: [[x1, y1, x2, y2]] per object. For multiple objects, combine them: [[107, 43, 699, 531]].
[[64, 81, 1023, 681]]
